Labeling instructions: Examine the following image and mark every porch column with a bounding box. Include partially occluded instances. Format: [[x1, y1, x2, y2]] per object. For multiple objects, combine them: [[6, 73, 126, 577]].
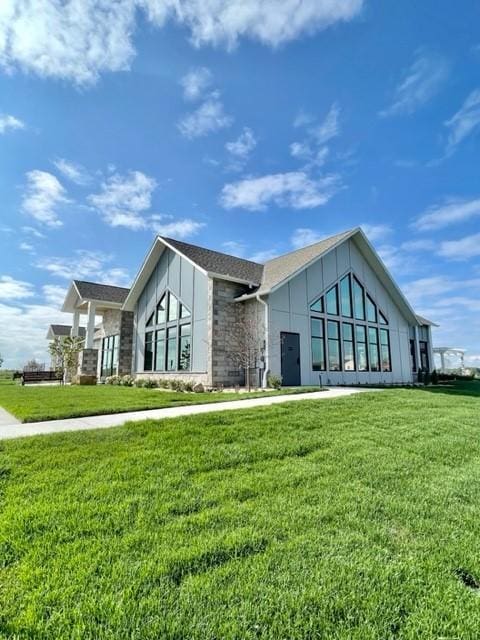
[[427, 326, 434, 373], [85, 301, 96, 349], [71, 310, 80, 337], [413, 326, 421, 372], [440, 350, 446, 373]]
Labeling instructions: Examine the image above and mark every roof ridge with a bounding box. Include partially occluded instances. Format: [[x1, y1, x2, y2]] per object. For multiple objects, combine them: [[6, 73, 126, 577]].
[[160, 236, 264, 267], [263, 228, 357, 265], [73, 279, 130, 290]]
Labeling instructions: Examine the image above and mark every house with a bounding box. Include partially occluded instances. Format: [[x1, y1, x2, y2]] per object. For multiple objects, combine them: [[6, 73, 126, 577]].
[[52, 227, 436, 386], [45, 324, 86, 370]]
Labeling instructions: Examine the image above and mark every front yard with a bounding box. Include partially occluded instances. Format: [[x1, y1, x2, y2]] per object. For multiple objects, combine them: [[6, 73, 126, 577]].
[[1, 381, 480, 638], [0, 381, 318, 423]]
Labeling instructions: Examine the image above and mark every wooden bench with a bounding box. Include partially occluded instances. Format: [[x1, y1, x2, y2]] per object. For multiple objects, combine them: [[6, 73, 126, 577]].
[[21, 370, 63, 385]]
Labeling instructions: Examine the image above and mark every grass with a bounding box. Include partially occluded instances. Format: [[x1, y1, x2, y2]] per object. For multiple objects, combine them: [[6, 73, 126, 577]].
[[0, 382, 319, 423], [1, 380, 480, 638]]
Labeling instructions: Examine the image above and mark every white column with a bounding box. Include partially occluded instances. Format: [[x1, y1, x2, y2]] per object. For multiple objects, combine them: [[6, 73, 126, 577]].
[[71, 310, 80, 337], [85, 301, 96, 349], [427, 326, 435, 372], [413, 326, 421, 372], [440, 351, 446, 373]]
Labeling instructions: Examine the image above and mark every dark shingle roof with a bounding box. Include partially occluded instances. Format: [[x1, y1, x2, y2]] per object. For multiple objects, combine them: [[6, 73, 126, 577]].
[[415, 313, 439, 327], [49, 325, 86, 337], [162, 237, 264, 284], [74, 280, 129, 304]]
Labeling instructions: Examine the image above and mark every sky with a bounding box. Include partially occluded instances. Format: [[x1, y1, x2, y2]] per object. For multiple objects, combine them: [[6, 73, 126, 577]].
[[0, 0, 479, 369]]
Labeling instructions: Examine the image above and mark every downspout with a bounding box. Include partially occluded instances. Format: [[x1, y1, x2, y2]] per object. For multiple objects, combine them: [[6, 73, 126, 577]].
[[256, 294, 269, 388]]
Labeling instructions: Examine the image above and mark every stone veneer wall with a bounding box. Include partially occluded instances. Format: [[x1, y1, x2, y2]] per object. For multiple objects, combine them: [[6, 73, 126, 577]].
[[78, 348, 98, 377], [209, 278, 254, 387], [95, 308, 134, 378]]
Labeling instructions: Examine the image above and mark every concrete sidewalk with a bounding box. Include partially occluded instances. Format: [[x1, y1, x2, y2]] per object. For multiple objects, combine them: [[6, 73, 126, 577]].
[[0, 387, 378, 440]]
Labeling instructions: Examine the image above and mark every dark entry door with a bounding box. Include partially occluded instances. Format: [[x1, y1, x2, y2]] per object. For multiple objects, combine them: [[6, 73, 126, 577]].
[[281, 332, 301, 386]]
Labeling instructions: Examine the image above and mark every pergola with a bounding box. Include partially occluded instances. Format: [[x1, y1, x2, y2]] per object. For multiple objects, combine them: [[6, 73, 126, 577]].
[[433, 347, 466, 373]]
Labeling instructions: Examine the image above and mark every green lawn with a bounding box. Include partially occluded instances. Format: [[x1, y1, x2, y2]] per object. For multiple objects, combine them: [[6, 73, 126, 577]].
[[0, 382, 318, 423], [1, 381, 480, 638]]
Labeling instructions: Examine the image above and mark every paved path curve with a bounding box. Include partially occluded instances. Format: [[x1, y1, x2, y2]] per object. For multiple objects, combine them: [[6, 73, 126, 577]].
[[0, 387, 378, 441]]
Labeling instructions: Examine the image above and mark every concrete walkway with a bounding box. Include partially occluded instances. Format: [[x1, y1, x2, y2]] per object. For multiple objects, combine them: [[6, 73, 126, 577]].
[[0, 387, 377, 441], [0, 406, 20, 427]]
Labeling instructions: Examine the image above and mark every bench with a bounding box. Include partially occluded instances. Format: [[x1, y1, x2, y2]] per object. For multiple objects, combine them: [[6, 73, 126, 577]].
[[21, 370, 63, 385]]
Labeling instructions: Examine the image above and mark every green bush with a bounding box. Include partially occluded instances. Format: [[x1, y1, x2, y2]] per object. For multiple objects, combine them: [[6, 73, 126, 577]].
[[431, 369, 438, 385], [424, 370, 431, 385], [184, 380, 194, 392], [143, 378, 158, 389], [169, 379, 185, 392], [120, 375, 135, 387], [267, 374, 282, 390], [157, 378, 170, 389], [417, 369, 424, 384], [105, 375, 121, 385]]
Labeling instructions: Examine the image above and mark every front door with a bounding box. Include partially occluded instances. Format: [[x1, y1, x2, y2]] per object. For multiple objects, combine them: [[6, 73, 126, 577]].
[[281, 332, 301, 386]]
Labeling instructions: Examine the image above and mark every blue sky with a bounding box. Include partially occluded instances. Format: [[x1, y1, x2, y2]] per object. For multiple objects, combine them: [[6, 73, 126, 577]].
[[1, 0, 480, 368]]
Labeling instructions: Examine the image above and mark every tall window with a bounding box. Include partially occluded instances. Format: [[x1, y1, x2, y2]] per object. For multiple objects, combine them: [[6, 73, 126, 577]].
[[340, 275, 352, 317], [353, 277, 365, 321], [368, 327, 380, 372], [311, 318, 326, 371], [342, 323, 355, 371], [101, 334, 119, 377], [144, 290, 191, 372], [310, 272, 390, 374], [419, 341, 429, 371], [327, 320, 341, 371], [356, 325, 368, 372], [410, 339, 417, 372]]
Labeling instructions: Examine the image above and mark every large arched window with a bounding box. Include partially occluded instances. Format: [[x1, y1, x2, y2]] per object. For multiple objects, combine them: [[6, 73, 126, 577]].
[[144, 291, 191, 372], [310, 273, 391, 373]]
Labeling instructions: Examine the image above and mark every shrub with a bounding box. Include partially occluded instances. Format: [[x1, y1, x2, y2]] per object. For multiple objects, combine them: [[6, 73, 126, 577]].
[[143, 379, 158, 389], [193, 383, 205, 393], [157, 378, 170, 389], [431, 369, 438, 385], [184, 380, 194, 392], [424, 370, 431, 386], [267, 374, 282, 390], [120, 375, 135, 387], [169, 379, 185, 392], [105, 375, 121, 385], [134, 378, 146, 388], [417, 369, 424, 384]]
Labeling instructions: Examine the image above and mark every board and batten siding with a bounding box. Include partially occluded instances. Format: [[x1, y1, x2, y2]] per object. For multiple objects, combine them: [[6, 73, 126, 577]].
[[133, 247, 209, 375], [267, 237, 413, 385]]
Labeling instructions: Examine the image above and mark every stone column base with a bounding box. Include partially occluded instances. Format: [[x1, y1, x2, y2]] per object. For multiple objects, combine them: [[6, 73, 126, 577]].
[[76, 348, 99, 384]]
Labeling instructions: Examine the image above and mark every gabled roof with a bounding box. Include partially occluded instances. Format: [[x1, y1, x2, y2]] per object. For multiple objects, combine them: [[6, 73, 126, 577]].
[[253, 229, 354, 296], [163, 237, 263, 285], [46, 324, 86, 339], [415, 314, 439, 327], [73, 280, 129, 304]]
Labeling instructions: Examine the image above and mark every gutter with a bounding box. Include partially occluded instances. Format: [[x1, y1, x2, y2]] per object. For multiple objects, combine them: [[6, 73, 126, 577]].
[[256, 294, 269, 389]]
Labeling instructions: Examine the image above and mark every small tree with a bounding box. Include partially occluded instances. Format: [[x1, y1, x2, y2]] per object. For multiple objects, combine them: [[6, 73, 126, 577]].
[[225, 307, 265, 391], [24, 358, 44, 371], [48, 336, 84, 384]]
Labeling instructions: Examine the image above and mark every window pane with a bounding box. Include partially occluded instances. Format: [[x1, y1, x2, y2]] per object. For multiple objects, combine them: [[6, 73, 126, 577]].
[[156, 294, 166, 324], [410, 339, 417, 372], [357, 343, 368, 371], [353, 278, 365, 321], [327, 320, 339, 340], [379, 310, 388, 325], [179, 337, 191, 370], [168, 292, 178, 322], [146, 312, 154, 327], [381, 345, 391, 371], [155, 329, 165, 371], [380, 329, 389, 346], [343, 341, 355, 371], [311, 318, 323, 338], [419, 341, 429, 371], [328, 339, 341, 371], [180, 304, 191, 319], [366, 295, 377, 323], [167, 339, 177, 370], [342, 322, 353, 341], [356, 324, 367, 344], [311, 337, 325, 371], [340, 275, 352, 317], [180, 323, 191, 337], [368, 327, 379, 371], [310, 297, 323, 313], [326, 286, 338, 316], [144, 332, 154, 371]]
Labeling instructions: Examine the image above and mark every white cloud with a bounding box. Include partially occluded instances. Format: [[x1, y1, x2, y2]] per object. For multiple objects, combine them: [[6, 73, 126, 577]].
[[379, 50, 449, 117], [19, 242, 34, 252], [248, 248, 279, 263], [225, 127, 256, 170], [414, 197, 480, 231], [444, 89, 480, 154], [360, 223, 392, 243], [222, 240, 246, 257], [21, 170, 69, 227], [220, 171, 341, 211], [0, 1, 363, 85], [42, 283, 67, 307], [0, 113, 24, 133], [290, 104, 339, 169], [88, 170, 156, 229], [180, 66, 212, 101], [0, 275, 35, 300], [438, 232, 480, 260], [291, 228, 325, 249], [178, 93, 233, 138], [401, 239, 435, 252], [376, 244, 418, 276], [53, 158, 91, 185], [402, 276, 480, 307], [310, 103, 340, 145], [21, 226, 46, 238], [150, 217, 205, 239], [36, 250, 130, 284]]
